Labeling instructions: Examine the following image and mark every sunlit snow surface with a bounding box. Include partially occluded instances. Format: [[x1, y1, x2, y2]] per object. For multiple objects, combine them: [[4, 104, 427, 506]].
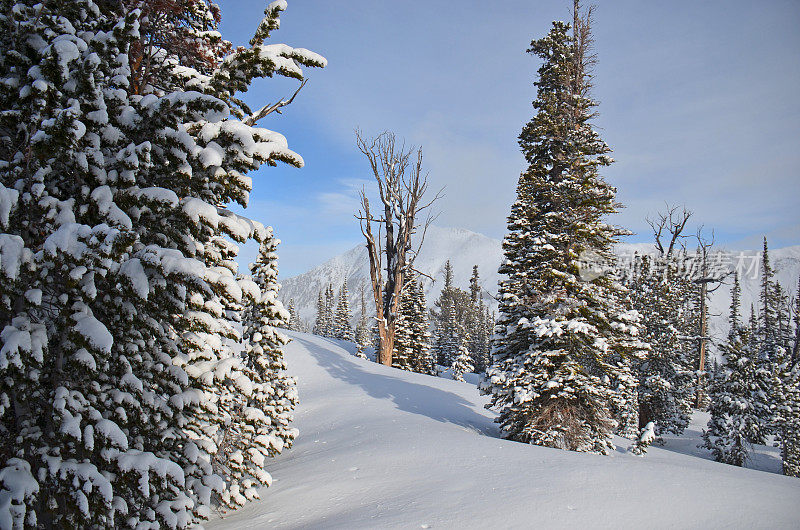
[[208, 331, 799, 529]]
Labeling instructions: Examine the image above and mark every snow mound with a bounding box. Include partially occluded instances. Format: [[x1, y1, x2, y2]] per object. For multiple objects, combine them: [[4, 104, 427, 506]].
[[208, 331, 800, 529]]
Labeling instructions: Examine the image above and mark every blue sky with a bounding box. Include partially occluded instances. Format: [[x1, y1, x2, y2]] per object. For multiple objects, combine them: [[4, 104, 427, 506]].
[[216, 0, 800, 277]]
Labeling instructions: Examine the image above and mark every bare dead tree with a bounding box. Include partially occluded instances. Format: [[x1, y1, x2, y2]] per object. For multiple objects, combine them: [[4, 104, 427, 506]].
[[692, 227, 732, 407], [355, 130, 441, 366], [570, 1, 598, 119], [646, 203, 693, 257]]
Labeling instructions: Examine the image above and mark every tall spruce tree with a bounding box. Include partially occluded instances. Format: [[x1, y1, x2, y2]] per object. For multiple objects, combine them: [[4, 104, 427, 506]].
[[355, 285, 371, 358], [776, 357, 800, 477], [334, 280, 353, 341], [393, 271, 434, 374], [466, 265, 492, 372], [286, 298, 302, 331], [628, 254, 694, 437], [434, 298, 461, 369], [324, 284, 335, 337], [702, 273, 762, 466], [231, 231, 298, 509], [431, 260, 470, 366], [0, 0, 324, 526], [793, 275, 800, 363], [480, 11, 644, 454], [754, 239, 785, 439], [313, 290, 326, 335]]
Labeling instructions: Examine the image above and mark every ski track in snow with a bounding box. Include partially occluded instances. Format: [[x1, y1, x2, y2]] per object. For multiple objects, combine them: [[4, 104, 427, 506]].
[[208, 331, 800, 529]]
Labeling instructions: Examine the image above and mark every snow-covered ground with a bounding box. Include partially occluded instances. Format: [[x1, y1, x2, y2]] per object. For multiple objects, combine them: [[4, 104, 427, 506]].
[[208, 332, 800, 529]]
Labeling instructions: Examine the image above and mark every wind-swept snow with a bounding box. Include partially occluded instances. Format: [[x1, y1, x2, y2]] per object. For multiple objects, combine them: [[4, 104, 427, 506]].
[[209, 332, 799, 529]]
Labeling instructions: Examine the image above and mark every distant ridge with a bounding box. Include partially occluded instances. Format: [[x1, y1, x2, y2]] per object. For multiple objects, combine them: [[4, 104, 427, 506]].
[[279, 226, 800, 346]]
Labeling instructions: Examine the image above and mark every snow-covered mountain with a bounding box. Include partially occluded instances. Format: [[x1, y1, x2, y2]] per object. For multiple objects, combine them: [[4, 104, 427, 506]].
[[279, 226, 800, 345], [278, 225, 504, 323]]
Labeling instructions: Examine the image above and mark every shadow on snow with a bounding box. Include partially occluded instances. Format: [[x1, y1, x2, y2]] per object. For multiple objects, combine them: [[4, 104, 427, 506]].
[[293, 334, 499, 437]]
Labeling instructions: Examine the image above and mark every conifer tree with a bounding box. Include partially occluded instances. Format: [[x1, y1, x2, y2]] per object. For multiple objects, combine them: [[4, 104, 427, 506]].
[[470, 303, 492, 373], [776, 360, 800, 477], [753, 239, 785, 439], [793, 275, 800, 363], [450, 332, 474, 382], [286, 298, 302, 331], [629, 422, 656, 456], [324, 284, 335, 337], [480, 10, 644, 454], [434, 298, 461, 368], [469, 264, 481, 305], [0, 0, 324, 525], [702, 274, 762, 466], [628, 254, 694, 437], [228, 231, 297, 509], [313, 290, 326, 335], [355, 285, 371, 358], [393, 271, 434, 374], [334, 280, 354, 341], [431, 261, 471, 366], [465, 265, 492, 372]]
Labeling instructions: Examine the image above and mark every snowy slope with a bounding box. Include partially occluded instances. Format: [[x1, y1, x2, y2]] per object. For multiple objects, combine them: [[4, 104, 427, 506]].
[[208, 332, 800, 529], [278, 226, 800, 344]]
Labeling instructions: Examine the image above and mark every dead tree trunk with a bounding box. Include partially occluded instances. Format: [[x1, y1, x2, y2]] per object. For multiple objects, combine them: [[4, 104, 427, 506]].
[[695, 268, 710, 408], [356, 131, 440, 366], [692, 228, 730, 408]]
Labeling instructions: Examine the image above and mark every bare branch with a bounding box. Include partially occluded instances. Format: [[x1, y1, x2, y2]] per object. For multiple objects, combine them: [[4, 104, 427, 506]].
[[647, 203, 693, 257], [243, 79, 307, 126]]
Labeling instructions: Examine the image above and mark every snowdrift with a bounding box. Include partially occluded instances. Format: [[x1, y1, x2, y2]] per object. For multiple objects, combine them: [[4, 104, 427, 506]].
[[209, 332, 800, 529]]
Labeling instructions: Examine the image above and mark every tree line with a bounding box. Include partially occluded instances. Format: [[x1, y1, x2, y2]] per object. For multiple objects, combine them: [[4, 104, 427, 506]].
[[308, 262, 494, 382]]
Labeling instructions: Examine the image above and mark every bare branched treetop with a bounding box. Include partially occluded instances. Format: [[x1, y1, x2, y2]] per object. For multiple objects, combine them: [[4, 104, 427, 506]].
[[355, 130, 442, 366], [647, 203, 693, 257]]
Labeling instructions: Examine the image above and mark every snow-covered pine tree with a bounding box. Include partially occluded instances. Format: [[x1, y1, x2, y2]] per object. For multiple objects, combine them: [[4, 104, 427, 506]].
[[450, 332, 474, 382], [393, 271, 434, 374], [629, 422, 656, 456], [0, 0, 324, 526], [392, 275, 414, 371], [355, 285, 371, 358], [223, 230, 298, 509], [628, 254, 694, 438], [408, 276, 435, 375], [431, 261, 471, 367], [313, 290, 326, 335], [334, 280, 353, 341], [434, 298, 461, 369], [470, 303, 492, 373], [754, 239, 787, 439], [480, 13, 644, 454], [776, 357, 800, 477], [466, 265, 491, 372], [324, 283, 335, 337], [779, 281, 800, 476], [469, 264, 481, 305], [286, 298, 302, 331], [793, 275, 800, 363], [702, 273, 762, 466]]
